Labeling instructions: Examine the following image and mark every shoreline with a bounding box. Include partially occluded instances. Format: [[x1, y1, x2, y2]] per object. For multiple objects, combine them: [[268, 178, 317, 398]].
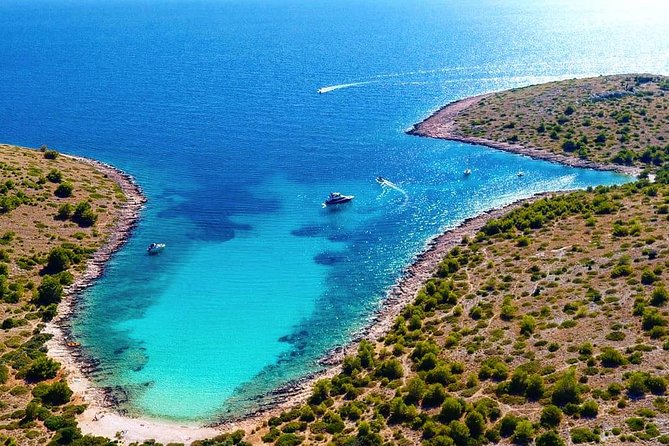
[[222, 192, 558, 444], [406, 93, 642, 177], [40, 153, 555, 444], [38, 91, 638, 444]]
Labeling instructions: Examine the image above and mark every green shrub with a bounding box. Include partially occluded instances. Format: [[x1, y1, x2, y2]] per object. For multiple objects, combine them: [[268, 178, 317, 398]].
[[465, 411, 485, 438], [56, 203, 74, 220], [36, 275, 63, 306], [627, 372, 648, 397], [54, 182, 74, 198], [651, 286, 668, 306], [499, 415, 518, 437], [540, 405, 562, 428], [439, 397, 463, 422], [45, 246, 71, 273], [570, 427, 599, 443], [46, 169, 62, 183], [25, 357, 60, 382], [423, 383, 447, 407], [625, 417, 645, 431], [512, 420, 534, 445], [43, 150, 59, 160], [536, 431, 565, 446], [275, 433, 302, 446], [32, 381, 72, 406], [72, 201, 97, 227], [641, 269, 658, 285], [599, 347, 625, 367], [519, 315, 536, 335], [551, 370, 580, 406], [580, 399, 599, 418], [377, 358, 403, 380]]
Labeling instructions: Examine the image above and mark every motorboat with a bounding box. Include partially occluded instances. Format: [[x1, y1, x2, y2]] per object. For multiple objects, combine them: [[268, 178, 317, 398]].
[[463, 168, 472, 176], [376, 176, 386, 184], [323, 192, 354, 206], [147, 243, 166, 254], [517, 171, 525, 177]]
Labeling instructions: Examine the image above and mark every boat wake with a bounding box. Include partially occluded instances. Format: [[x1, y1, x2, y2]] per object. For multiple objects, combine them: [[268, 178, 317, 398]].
[[377, 177, 409, 207], [317, 81, 375, 94]]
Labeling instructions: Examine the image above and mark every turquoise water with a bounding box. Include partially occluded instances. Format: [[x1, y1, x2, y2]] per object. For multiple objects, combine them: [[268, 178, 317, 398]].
[[1, 0, 667, 422]]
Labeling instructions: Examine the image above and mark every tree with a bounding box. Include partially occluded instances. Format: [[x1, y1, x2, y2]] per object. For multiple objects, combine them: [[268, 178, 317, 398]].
[[45, 246, 71, 273], [377, 358, 403, 379], [25, 356, 60, 381], [33, 381, 73, 405], [308, 379, 330, 404], [423, 383, 447, 407], [37, 275, 63, 306], [404, 377, 426, 404]]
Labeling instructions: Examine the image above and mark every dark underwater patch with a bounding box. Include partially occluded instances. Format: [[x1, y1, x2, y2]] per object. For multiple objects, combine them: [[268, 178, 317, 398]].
[[291, 225, 322, 237], [314, 251, 346, 265]]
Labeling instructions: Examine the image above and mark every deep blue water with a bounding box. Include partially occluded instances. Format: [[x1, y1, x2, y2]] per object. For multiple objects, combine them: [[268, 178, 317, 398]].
[[1, 0, 667, 422]]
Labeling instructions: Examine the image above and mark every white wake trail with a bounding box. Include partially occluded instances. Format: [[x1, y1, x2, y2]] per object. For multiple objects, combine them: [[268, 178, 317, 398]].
[[317, 81, 376, 94]]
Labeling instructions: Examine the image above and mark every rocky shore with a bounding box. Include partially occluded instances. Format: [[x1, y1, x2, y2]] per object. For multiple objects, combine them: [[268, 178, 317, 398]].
[[407, 93, 642, 177]]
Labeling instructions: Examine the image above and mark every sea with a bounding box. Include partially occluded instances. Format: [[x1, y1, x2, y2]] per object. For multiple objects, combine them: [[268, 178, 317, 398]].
[[1, 0, 667, 422]]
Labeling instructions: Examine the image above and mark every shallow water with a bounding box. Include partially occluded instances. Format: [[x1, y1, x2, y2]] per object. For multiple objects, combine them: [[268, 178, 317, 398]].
[[0, 0, 667, 421]]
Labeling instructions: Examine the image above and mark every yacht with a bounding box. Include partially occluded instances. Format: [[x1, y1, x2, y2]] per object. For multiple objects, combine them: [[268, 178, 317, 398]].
[[323, 192, 354, 206], [147, 243, 166, 254]]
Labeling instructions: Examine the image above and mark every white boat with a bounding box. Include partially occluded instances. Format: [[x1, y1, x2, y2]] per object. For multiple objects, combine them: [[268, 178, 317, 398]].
[[147, 243, 165, 254], [323, 192, 354, 206], [517, 171, 525, 177], [464, 168, 472, 176]]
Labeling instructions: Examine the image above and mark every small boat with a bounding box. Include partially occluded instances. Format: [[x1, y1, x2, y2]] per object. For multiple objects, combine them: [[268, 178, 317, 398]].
[[147, 243, 166, 254], [66, 341, 80, 348], [463, 168, 472, 176], [323, 192, 354, 206], [517, 171, 525, 177]]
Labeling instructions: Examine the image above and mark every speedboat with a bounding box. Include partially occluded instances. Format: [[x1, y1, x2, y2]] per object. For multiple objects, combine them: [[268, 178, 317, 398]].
[[323, 192, 354, 206], [517, 171, 525, 177], [147, 243, 166, 254], [464, 169, 472, 176], [376, 176, 386, 184]]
